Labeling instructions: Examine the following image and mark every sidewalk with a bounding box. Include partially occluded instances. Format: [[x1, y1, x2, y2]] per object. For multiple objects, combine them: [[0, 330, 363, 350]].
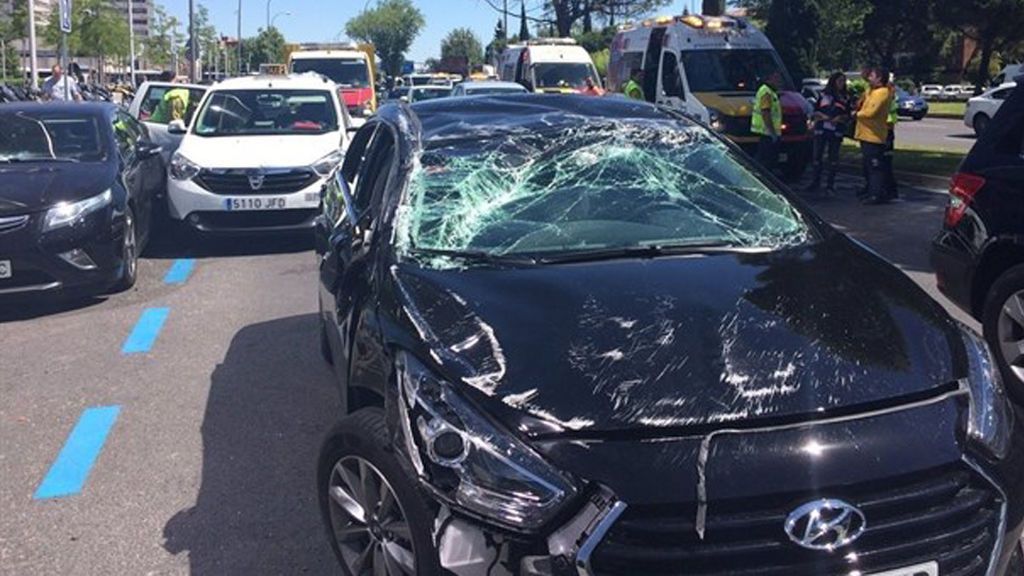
[[792, 170, 977, 329]]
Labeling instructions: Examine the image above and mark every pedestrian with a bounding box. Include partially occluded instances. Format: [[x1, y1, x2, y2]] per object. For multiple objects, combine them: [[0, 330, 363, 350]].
[[805, 72, 852, 195], [150, 71, 191, 125], [752, 70, 783, 172], [41, 64, 82, 102], [883, 73, 899, 200], [623, 69, 644, 101], [853, 67, 893, 204], [581, 76, 605, 97]]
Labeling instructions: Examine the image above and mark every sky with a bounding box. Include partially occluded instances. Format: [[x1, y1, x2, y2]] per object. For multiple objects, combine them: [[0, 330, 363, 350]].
[[164, 0, 702, 62]]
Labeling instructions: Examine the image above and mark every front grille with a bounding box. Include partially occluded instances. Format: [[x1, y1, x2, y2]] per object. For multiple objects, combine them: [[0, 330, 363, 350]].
[[0, 215, 29, 234], [194, 169, 318, 196], [593, 466, 1000, 576], [193, 209, 318, 232]]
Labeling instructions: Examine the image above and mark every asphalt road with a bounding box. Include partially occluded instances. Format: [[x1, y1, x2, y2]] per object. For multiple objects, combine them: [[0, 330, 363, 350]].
[[897, 115, 976, 153], [0, 173, 969, 575]]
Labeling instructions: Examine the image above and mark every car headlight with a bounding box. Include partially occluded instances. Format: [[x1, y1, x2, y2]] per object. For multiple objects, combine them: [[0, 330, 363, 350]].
[[349, 105, 373, 118], [707, 107, 726, 132], [312, 150, 344, 176], [43, 189, 112, 232], [169, 152, 200, 181], [962, 328, 1014, 459], [395, 351, 577, 531]]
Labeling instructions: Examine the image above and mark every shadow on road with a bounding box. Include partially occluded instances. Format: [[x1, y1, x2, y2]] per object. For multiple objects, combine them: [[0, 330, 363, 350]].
[[162, 313, 342, 575], [143, 224, 314, 260], [0, 295, 107, 322]]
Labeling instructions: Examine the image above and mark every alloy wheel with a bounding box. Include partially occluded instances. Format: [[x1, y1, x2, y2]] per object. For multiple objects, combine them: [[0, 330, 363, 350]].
[[123, 209, 137, 281], [326, 456, 417, 576], [997, 289, 1024, 383]]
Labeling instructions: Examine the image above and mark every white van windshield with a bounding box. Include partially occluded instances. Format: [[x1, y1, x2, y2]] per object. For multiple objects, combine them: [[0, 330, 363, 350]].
[[680, 49, 793, 93], [194, 90, 338, 136], [533, 63, 599, 90], [292, 59, 370, 88]]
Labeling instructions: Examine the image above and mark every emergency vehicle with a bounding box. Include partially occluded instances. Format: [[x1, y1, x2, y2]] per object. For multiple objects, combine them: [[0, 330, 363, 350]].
[[497, 38, 603, 94], [610, 13, 813, 178], [289, 43, 377, 121]]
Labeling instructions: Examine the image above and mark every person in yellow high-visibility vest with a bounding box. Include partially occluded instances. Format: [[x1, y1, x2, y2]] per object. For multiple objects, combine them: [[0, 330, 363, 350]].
[[150, 80, 191, 125], [751, 71, 783, 171]]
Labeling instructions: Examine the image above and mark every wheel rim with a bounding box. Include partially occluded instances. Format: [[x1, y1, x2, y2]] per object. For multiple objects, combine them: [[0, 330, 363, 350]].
[[327, 456, 417, 576], [997, 289, 1024, 383], [123, 209, 137, 280]]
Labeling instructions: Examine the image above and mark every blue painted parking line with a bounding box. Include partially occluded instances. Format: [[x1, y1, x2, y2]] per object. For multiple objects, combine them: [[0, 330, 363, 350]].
[[122, 308, 170, 355], [34, 406, 121, 500], [163, 259, 195, 284]]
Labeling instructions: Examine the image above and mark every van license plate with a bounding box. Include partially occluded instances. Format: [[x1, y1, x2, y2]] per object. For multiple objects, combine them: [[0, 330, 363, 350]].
[[866, 561, 938, 576], [223, 197, 288, 211]]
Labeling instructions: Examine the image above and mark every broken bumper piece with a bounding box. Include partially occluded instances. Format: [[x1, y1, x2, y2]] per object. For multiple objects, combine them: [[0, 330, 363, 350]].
[[523, 487, 626, 576]]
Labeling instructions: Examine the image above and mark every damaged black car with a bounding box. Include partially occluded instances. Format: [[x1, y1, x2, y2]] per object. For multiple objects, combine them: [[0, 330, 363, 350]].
[[314, 95, 1024, 576]]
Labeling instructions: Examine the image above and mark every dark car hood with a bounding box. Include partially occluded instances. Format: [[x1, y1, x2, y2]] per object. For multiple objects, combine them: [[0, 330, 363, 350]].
[[0, 162, 115, 215], [390, 237, 965, 437]]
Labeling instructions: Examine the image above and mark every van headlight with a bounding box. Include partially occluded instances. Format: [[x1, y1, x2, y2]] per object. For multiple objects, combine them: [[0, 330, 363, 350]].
[[962, 328, 1013, 459], [169, 152, 200, 181], [43, 189, 112, 231], [707, 107, 726, 132], [395, 351, 577, 532], [312, 150, 344, 176]]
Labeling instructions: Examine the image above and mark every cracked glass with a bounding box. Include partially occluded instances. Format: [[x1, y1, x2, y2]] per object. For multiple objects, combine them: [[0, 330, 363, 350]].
[[396, 119, 809, 267]]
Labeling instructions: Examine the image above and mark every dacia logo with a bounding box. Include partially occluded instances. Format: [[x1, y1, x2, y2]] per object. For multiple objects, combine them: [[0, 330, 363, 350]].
[[248, 172, 265, 191], [784, 499, 866, 551]]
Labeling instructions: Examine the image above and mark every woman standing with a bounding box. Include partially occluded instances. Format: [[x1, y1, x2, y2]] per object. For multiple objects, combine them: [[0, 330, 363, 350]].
[[853, 67, 893, 204], [806, 72, 852, 195]]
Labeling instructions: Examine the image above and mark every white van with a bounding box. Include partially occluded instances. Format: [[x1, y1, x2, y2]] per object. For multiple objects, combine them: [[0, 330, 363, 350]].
[[609, 13, 812, 178], [497, 38, 602, 94]]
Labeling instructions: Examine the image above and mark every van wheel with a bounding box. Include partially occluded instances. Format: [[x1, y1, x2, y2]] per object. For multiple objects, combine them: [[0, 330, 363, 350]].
[[982, 264, 1024, 403], [318, 408, 440, 576], [973, 113, 990, 137]]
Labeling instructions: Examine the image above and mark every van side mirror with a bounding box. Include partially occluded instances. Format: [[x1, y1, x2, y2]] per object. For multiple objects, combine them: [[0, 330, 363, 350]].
[[168, 120, 187, 135]]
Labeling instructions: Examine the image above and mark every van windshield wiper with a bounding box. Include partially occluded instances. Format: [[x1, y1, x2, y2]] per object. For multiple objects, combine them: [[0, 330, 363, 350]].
[[536, 242, 742, 265], [408, 247, 539, 266]]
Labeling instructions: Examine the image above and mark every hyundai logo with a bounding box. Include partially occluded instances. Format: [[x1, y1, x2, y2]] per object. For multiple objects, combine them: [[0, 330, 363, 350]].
[[784, 499, 866, 551], [248, 173, 266, 191]]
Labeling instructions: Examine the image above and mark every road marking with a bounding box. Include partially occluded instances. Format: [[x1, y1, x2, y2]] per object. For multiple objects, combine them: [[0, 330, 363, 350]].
[[122, 308, 170, 354], [163, 259, 195, 284], [34, 406, 121, 500]]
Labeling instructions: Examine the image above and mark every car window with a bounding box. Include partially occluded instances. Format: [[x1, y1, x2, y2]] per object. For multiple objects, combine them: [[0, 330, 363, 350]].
[[194, 89, 338, 136], [661, 51, 682, 98], [139, 86, 205, 125], [397, 121, 810, 263], [352, 128, 395, 216], [341, 123, 377, 187], [113, 111, 143, 159]]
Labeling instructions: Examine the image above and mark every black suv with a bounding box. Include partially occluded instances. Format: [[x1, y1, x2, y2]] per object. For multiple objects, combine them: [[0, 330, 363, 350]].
[[316, 95, 1024, 576], [932, 81, 1024, 401]]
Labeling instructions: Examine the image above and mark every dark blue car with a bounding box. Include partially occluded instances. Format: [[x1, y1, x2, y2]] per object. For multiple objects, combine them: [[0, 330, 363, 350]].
[[897, 88, 930, 120]]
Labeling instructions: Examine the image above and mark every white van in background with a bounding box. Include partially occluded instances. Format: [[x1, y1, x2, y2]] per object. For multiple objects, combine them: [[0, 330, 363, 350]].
[[497, 38, 602, 94]]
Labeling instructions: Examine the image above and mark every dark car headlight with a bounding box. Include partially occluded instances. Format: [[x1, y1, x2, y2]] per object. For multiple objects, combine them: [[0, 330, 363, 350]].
[[43, 189, 112, 232], [707, 107, 726, 132], [962, 329, 1014, 459], [169, 152, 200, 181], [312, 150, 344, 177], [395, 351, 577, 531]]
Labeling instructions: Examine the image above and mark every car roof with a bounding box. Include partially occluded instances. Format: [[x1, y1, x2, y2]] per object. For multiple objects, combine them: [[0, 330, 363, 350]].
[[210, 73, 336, 91], [138, 81, 206, 91], [459, 81, 525, 90], [290, 49, 366, 60], [0, 101, 116, 117], [393, 94, 689, 145]]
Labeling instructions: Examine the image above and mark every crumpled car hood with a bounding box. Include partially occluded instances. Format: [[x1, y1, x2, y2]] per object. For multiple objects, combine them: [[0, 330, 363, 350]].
[[390, 237, 963, 436]]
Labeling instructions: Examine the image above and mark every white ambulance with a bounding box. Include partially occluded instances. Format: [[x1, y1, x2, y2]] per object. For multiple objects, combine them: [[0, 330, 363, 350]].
[[609, 13, 813, 178], [497, 38, 603, 94]]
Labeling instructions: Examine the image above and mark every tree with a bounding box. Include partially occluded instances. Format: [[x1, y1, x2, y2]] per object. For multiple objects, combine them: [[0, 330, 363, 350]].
[[246, 27, 286, 68], [519, 1, 531, 40], [938, 0, 1024, 89], [45, 0, 130, 78], [485, 19, 507, 63], [859, 0, 936, 71], [440, 28, 483, 74], [815, 0, 870, 73], [144, 4, 184, 70], [764, 0, 821, 80], [345, 0, 425, 78]]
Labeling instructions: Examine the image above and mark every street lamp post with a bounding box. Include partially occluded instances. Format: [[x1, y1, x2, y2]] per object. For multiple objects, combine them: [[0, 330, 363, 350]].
[[28, 0, 38, 88], [271, 11, 291, 28], [266, 0, 273, 30], [128, 0, 136, 86], [237, 0, 242, 75]]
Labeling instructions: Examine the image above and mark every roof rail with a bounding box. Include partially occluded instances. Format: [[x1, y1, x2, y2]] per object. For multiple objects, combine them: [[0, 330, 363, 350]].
[[524, 37, 578, 46]]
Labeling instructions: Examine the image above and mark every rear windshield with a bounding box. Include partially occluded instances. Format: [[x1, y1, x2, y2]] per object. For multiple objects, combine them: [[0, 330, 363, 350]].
[[533, 63, 599, 89], [681, 49, 793, 93], [0, 111, 107, 162], [291, 58, 370, 88], [397, 121, 809, 265], [193, 89, 338, 136]]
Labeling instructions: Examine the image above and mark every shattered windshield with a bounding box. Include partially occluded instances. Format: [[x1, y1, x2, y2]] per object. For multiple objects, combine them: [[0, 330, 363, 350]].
[[397, 120, 810, 265]]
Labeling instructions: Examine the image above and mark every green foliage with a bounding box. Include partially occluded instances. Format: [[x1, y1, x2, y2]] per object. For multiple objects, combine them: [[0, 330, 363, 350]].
[[440, 27, 483, 73], [1, 0, 29, 43], [764, 0, 821, 80], [45, 0, 130, 59], [937, 0, 1024, 88], [1, 41, 18, 80], [245, 27, 286, 67], [519, 1, 531, 40], [574, 27, 615, 54], [591, 48, 609, 78], [815, 0, 870, 73], [485, 19, 507, 63], [345, 0, 425, 77], [144, 4, 184, 69]]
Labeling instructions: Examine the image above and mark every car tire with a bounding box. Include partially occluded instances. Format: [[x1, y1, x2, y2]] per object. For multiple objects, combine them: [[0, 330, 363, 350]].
[[318, 408, 441, 576], [973, 113, 990, 137], [982, 264, 1024, 403], [111, 204, 139, 292]]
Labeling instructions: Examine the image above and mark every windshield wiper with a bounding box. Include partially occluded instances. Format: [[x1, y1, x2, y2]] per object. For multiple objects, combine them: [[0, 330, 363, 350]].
[[409, 247, 538, 266], [536, 242, 741, 265]]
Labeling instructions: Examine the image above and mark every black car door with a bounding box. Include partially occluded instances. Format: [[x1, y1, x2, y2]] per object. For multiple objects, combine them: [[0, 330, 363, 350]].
[[112, 111, 157, 246], [321, 123, 398, 389]]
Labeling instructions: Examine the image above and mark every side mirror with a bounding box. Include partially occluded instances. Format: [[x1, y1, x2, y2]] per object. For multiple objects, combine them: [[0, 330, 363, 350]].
[[167, 120, 187, 135], [138, 141, 162, 158], [399, 96, 409, 103]]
